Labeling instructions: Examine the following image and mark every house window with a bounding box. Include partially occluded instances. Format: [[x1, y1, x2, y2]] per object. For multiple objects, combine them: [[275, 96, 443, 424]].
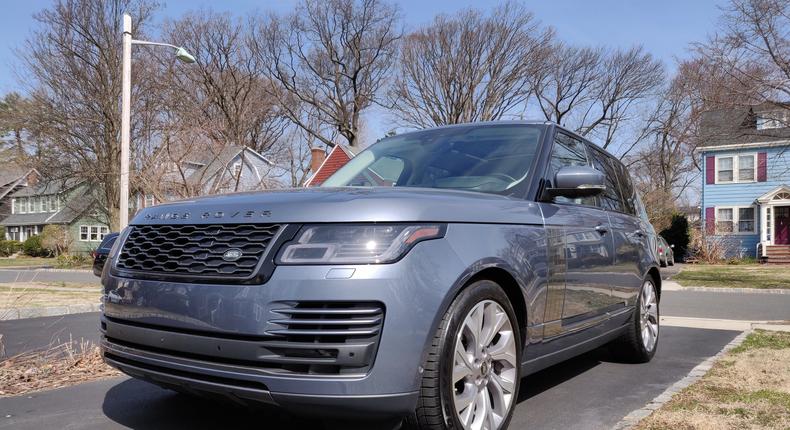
[[41, 197, 48, 212], [11, 199, 15, 214], [716, 208, 733, 233], [50, 196, 58, 212], [99, 226, 109, 240], [738, 207, 755, 233], [80, 225, 109, 241], [18, 198, 26, 214], [232, 162, 242, 178], [144, 194, 156, 207], [716, 206, 756, 234], [715, 154, 756, 183]]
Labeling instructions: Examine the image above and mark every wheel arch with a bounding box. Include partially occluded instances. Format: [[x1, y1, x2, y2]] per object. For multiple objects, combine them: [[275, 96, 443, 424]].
[[647, 266, 662, 300]]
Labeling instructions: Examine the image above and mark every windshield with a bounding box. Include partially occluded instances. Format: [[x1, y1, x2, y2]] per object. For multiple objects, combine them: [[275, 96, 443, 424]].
[[321, 124, 544, 195]]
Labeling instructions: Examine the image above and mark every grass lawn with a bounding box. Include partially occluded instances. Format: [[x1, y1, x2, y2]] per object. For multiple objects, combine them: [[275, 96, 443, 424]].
[[0, 282, 100, 312], [0, 257, 55, 267], [637, 330, 790, 430], [672, 264, 790, 289]]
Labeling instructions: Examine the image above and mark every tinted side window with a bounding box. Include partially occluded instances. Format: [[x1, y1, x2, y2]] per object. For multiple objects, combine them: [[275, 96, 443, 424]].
[[613, 161, 637, 215], [588, 148, 625, 212], [548, 133, 594, 205]]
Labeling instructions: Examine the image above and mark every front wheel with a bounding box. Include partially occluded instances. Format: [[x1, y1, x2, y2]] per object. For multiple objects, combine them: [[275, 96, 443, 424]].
[[406, 280, 522, 430], [610, 278, 659, 363]]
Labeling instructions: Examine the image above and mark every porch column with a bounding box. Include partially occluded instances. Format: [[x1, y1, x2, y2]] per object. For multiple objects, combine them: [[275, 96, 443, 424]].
[[760, 204, 769, 257]]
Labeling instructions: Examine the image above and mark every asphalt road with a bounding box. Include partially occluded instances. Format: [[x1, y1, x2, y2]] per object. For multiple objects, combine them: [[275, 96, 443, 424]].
[[0, 326, 739, 430], [0, 313, 101, 358], [0, 268, 99, 284]]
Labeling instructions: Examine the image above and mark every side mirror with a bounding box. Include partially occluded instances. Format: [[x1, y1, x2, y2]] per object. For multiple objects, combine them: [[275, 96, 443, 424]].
[[543, 165, 606, 200]]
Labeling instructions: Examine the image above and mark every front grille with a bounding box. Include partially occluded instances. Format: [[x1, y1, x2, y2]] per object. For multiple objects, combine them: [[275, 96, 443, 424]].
[[116, 224, 280, 281], [263, 301, 385, 375]]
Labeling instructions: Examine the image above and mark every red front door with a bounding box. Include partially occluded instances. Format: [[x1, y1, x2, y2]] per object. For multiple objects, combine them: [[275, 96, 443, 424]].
[[777, 207, 790, 245]]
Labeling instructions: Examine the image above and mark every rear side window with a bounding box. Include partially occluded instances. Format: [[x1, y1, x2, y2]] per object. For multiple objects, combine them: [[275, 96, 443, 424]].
[[613, 161, 637, 215], [588, 148, 626, 213], [548, 133, 595, 205]]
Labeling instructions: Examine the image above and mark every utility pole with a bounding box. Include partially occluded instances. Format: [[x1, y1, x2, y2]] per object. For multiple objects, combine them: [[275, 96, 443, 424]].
[[118, 13, 194, 231], [119, 13, 132, 230]]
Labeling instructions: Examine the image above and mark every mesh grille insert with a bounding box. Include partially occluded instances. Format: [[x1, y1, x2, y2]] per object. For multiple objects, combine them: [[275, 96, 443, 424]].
[[116, 224, 280, 279]]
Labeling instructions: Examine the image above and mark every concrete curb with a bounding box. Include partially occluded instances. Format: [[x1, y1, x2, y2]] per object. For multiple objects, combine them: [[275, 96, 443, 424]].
[[0, 303, 102, 321], [662, 280, 789, 295], [678, 286, 790, 294], [611, 329, 751, 430]]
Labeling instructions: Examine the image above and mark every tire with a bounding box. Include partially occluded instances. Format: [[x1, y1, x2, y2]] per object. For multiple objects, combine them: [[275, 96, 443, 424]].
[[668, 257, 674, 266], [659, 256, 667, 268], [406, 280, 522, 430], [610, 277, 659, 363]]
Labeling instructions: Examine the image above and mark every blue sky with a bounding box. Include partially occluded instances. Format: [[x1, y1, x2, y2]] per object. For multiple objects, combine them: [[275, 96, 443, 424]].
[[0, 0, 726, 138]]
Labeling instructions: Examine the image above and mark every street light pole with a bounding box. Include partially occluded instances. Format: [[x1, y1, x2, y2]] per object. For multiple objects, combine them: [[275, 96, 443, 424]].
[[119, 13, 132, 231], [118, 13, 195, 231]]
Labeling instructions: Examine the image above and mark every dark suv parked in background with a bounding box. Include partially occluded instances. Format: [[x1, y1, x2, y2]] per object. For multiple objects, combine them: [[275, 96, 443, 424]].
[[100, 122, 660, 430]]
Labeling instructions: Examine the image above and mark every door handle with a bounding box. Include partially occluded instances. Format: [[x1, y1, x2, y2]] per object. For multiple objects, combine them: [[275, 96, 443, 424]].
[[594, 225, 609, 235]]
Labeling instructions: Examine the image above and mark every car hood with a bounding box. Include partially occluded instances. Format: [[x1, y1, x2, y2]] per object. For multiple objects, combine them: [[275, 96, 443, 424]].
[[131, 187, 544, 225]]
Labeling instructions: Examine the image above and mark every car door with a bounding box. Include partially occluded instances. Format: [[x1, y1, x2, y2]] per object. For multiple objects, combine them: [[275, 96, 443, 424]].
[[587, 148, 647, 308], [539, 132, 615, 335]]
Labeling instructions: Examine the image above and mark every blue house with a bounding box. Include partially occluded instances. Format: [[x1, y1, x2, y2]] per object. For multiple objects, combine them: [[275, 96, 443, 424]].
[[699, 103, 790, 261]]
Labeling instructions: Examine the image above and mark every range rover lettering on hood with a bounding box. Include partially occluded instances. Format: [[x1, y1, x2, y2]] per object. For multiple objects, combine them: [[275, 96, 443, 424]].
[[143, 209, 272, 221]]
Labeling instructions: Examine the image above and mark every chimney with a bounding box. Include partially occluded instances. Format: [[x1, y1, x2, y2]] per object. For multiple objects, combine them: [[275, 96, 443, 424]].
[[310, 147, 326, 173]]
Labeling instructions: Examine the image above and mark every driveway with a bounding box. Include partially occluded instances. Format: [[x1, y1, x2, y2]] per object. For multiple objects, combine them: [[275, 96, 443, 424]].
[[0, 326, 739, 430]]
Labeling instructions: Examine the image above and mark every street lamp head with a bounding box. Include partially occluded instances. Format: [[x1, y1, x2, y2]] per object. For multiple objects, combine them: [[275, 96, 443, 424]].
[[174, 47, 196, 64]]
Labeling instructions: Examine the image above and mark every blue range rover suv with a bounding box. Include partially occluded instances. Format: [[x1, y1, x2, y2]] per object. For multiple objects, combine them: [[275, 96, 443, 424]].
[[101, 122, 660, 430]]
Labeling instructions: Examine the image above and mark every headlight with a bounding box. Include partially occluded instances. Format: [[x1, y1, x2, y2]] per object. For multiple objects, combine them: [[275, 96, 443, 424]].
[[276, 224, 446, 265]]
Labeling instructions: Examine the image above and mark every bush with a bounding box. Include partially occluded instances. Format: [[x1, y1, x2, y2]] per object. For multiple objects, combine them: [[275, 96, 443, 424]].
[[0, 240, 22, 257], [40, 225, 72, 256], [659, 214, 690, 262], [22, 235, 49, 257]]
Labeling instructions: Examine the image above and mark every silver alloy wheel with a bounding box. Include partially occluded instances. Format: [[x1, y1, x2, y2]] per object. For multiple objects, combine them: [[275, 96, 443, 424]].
[[452, 300, 517, 430], [640, 281, 659, 352]]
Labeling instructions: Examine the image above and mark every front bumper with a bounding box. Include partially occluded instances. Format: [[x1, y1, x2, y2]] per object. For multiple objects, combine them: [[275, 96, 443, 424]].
[[100, 238, 465, 417]]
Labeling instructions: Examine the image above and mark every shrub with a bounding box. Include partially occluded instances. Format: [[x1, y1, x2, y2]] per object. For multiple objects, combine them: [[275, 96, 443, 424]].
[[22, 235, 49, 257], [659, 214, 690, 261], [40, 225, 72, 256], [0, 240, 22, 257]]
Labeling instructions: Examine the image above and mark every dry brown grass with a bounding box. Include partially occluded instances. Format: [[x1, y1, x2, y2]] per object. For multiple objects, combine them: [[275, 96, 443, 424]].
[[0, 282, 100, 310], [0, 341, 121, 397], [636, 330, 790, 430]]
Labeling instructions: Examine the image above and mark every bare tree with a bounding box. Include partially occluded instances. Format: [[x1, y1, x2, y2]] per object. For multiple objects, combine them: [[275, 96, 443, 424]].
[[532, 44, 665, 151], [692, 0, 790, 113], [531, 43, 602, 126], [628, 71, 702, 229], [17, 0, 161, 230], [251, 0, 402, 149], [157, 12, 288, 154], [388, 2, 552, 128]]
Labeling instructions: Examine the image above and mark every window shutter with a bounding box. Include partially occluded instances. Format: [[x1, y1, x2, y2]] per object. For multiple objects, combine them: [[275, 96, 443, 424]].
[[757, 152, 767, 182], [705, 207, 715, 235], [705, 156, 715, 184]]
